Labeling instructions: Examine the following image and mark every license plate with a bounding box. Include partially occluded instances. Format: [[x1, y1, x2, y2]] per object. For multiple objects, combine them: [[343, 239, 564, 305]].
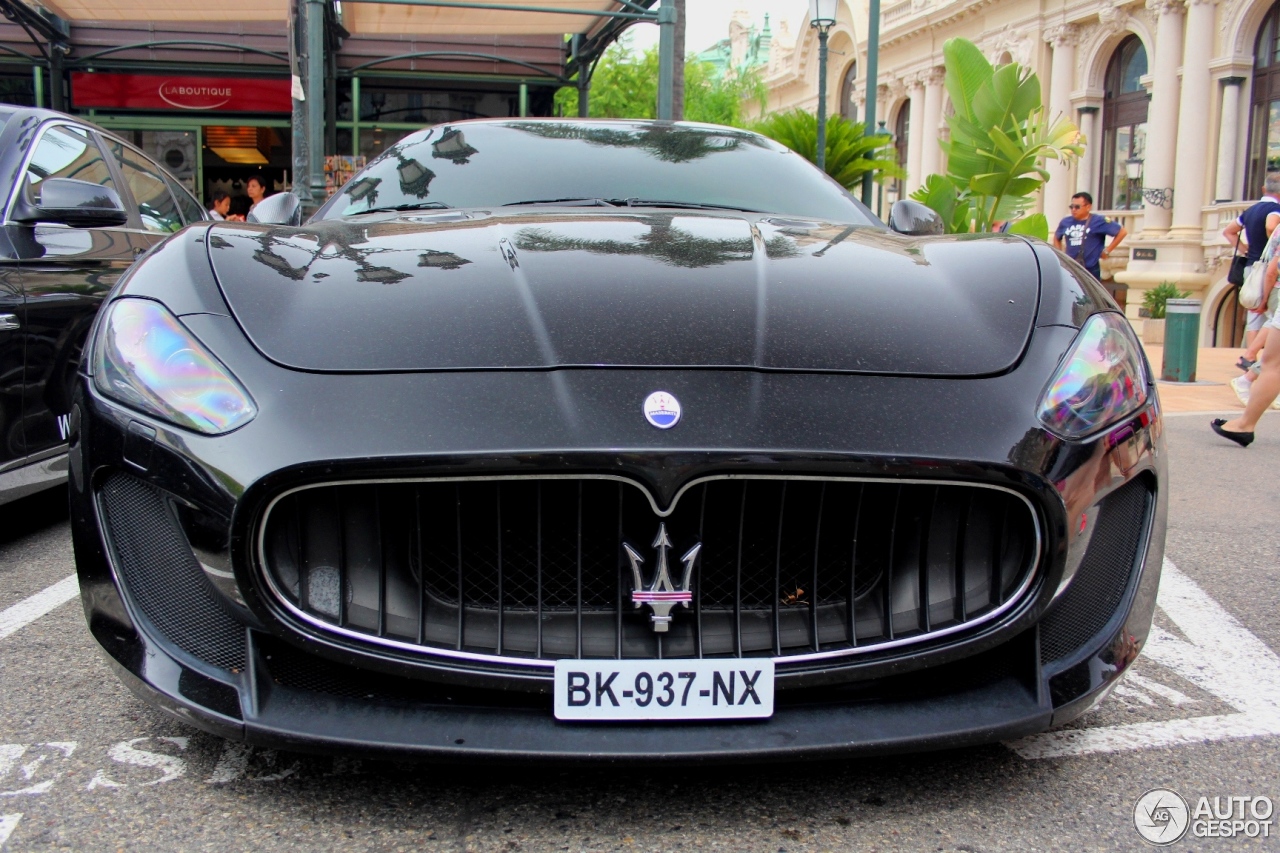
[[553, 659, 774, 721]]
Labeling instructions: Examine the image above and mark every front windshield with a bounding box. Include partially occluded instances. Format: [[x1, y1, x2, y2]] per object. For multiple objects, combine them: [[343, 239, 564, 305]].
[[315, 121, 879, 226]]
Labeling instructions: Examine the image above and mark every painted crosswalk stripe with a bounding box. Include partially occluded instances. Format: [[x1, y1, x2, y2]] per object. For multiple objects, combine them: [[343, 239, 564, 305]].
[[0, 575, 79, 641]]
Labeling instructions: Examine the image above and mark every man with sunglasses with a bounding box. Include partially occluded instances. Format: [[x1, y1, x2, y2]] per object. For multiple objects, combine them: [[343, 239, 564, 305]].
[[1053, 191, 1127, 281]]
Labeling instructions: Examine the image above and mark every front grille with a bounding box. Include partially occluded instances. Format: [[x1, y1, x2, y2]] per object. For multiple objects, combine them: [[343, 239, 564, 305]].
[[259, 478, 1039, 665]]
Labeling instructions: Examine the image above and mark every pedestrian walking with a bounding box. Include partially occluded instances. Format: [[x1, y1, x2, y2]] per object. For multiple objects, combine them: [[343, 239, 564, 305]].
[[1222, 175, 1280, 348], [1054, 191, 1127, 281]]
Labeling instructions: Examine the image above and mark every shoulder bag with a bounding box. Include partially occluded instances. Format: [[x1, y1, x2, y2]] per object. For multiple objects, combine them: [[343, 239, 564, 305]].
[[1228, 233, 1248, 286], [1240, 257, 1267, 310]]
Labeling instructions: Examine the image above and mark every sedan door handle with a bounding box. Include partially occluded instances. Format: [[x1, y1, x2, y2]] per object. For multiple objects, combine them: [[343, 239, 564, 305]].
[[0, 314, 19, 331]]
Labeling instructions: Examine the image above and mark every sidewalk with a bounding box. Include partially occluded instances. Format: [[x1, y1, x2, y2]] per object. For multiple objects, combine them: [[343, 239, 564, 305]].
[[1141, 343, 1244, 414]]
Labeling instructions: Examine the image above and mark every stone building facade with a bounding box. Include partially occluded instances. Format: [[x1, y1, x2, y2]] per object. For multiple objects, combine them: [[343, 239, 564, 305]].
[[755, 0, 1280, 346]]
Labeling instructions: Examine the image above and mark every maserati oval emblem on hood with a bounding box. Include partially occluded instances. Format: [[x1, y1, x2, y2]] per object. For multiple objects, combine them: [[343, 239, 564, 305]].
[[643, 391, 681, 429]]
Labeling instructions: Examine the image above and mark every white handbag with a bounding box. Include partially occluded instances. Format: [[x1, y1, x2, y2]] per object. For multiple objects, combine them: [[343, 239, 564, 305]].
[[1240, 259, 1267, 310]]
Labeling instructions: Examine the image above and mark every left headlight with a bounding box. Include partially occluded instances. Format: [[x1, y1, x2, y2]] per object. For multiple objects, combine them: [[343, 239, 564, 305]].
[[93, 298, 257, 435], [1038, 311, 1148, 440]]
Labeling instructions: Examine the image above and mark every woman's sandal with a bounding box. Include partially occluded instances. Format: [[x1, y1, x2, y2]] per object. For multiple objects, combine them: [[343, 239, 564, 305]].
[[1211, 418, 1255, 447], [1237, 356, 1257, 371]]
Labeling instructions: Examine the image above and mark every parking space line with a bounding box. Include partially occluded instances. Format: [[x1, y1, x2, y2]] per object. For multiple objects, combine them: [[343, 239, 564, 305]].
[[0, 814, 19, 847], [0, 575, 79, 641], [1008, 559, 1280, 759]]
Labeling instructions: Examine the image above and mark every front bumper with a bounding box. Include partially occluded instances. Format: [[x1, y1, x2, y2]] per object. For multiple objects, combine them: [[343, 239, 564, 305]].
[[70, 357, 1166, 760]]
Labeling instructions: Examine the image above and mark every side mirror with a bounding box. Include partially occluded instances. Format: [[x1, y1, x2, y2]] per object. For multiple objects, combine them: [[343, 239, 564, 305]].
[[888, 199, 944, 236], [11, 178, 128, 227], [247, 192, 302, 226]]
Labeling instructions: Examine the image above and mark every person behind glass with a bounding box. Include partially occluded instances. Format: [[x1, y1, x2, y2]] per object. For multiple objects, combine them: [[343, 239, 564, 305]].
[[246, 173, 271, 212], [226, 195, 251, 222], [1054, 191, 1127, 280], [206, 190, 230, 221]]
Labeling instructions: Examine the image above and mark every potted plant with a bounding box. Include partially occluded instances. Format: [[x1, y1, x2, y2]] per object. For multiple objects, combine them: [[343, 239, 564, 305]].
[[1141, 282, 1189, 345]]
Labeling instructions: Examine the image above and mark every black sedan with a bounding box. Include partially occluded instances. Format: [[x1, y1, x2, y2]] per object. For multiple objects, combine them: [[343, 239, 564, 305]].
[[0, 107, 206, 505], [70, 119, 1166, 760]]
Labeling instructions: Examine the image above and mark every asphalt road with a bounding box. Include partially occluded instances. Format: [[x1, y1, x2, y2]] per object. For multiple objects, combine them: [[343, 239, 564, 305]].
[[0, 412, 1277, 852]]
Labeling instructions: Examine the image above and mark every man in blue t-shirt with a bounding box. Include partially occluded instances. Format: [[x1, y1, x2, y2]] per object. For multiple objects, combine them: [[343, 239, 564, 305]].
[[1053, 191, 1127, 280]]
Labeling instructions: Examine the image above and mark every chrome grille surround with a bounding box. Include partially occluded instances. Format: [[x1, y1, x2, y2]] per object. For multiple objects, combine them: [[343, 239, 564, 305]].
[[255, 475, 1043, 670]]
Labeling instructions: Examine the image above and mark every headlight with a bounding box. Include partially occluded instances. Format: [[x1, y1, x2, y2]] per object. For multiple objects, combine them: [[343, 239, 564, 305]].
[[93, 298, 256, 435], [1038, 312, 1148, 440]]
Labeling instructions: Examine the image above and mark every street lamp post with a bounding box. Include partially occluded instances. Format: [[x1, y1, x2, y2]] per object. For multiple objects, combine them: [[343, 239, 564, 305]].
[[860, 0, 881, 207], [809, 0, 837, 173]]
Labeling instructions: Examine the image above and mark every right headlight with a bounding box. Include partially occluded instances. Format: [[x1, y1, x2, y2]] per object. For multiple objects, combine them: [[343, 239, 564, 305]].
[[1038, 312, 1148, 440], [93, 297, 257, 435]]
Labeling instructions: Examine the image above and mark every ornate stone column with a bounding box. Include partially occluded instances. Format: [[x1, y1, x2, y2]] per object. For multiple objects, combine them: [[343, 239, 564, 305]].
[[1078, 106, 1100, 198], [919, 67, 945, 181], [1044, 25, 1079, 221], [906, 75, 926, 192], [1171, 0, 1217, 236], [1117, 0, 1212, 341], [1216, 77, 1246, 201], [1141, 0, 1186, 235]]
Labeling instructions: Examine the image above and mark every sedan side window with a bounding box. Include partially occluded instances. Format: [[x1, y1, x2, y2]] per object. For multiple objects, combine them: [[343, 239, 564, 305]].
[[23, 125, 115, 206], [107, 142, 183, 234], [163, 174, 205, 225]]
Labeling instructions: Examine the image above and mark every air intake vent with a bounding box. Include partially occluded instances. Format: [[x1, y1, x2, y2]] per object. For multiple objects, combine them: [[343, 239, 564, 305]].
[[1040, 476, 1152, 664], [98, 473, 246, 672]]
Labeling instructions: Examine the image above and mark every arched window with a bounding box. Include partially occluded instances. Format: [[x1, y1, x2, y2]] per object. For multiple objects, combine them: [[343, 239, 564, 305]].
[[840, 61, 858, 122], [1246, 2, 1280, 195], [1100, 35, 1149, 209]]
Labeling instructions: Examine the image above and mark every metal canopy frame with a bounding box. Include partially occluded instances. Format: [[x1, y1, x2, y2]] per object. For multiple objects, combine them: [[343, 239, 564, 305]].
[[291, 0, 675, 209], [0, 0, 676, 206]]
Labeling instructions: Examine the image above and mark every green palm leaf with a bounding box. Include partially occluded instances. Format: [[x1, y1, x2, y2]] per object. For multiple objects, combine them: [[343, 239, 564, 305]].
[[912, 37, 1083, 234]]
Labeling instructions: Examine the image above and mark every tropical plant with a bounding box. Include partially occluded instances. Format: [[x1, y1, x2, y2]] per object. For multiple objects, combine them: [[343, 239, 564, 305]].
[[1142, 282, 1189, 319], [554, 38, 767, 127], [911, 38, 1084, 240], [749, 110, 903, 192]]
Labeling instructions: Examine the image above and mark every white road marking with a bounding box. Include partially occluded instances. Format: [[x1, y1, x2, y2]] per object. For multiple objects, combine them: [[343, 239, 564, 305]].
[[0, 814, 20, 847], [87, 737, 189, 790], [206, 742, 252, 784], [0, 743, 77, 797], [1008, 559, 1280, 759], [1122, 673, 1195, 706], [0, 575, 78, 641]]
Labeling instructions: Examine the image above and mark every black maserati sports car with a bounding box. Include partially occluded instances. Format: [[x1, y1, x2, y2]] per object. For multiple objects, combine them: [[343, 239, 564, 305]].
[[70, 119, 1166, 760]]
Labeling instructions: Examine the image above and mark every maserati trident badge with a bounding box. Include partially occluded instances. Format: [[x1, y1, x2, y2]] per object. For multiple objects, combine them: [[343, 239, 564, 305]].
[[624, 524, 701, 632], [643, 391, 681, 429]]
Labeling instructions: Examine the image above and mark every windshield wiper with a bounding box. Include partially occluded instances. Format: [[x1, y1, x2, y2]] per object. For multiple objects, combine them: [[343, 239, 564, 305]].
[[503, 197, 614, 207], [359, 202, 452, 214], [610, 198, 763, 213]]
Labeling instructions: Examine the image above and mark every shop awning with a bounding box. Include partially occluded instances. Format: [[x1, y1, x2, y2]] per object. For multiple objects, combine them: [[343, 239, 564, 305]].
[[32, 0, 650, 36]]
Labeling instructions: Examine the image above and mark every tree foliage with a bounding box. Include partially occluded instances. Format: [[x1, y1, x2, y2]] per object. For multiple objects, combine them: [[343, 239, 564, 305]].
[[910, 38, 1083, 239], [555, 39, 766, 126], [749, 109, 903, 192]]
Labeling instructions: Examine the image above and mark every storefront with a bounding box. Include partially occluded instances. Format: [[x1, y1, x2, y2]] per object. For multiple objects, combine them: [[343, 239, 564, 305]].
[[0, 8, 579, 206]]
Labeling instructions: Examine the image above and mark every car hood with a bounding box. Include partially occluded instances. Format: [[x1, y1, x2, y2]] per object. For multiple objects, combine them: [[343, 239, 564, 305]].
[[204, 211, 1040, 375]]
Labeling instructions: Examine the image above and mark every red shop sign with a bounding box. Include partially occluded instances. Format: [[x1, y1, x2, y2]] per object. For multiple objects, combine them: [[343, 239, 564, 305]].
[[71, 72, 291, 113]]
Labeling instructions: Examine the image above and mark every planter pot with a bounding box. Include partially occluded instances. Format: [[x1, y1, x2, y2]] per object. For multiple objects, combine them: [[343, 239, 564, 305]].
[[1143, 318, 1166, 346]]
